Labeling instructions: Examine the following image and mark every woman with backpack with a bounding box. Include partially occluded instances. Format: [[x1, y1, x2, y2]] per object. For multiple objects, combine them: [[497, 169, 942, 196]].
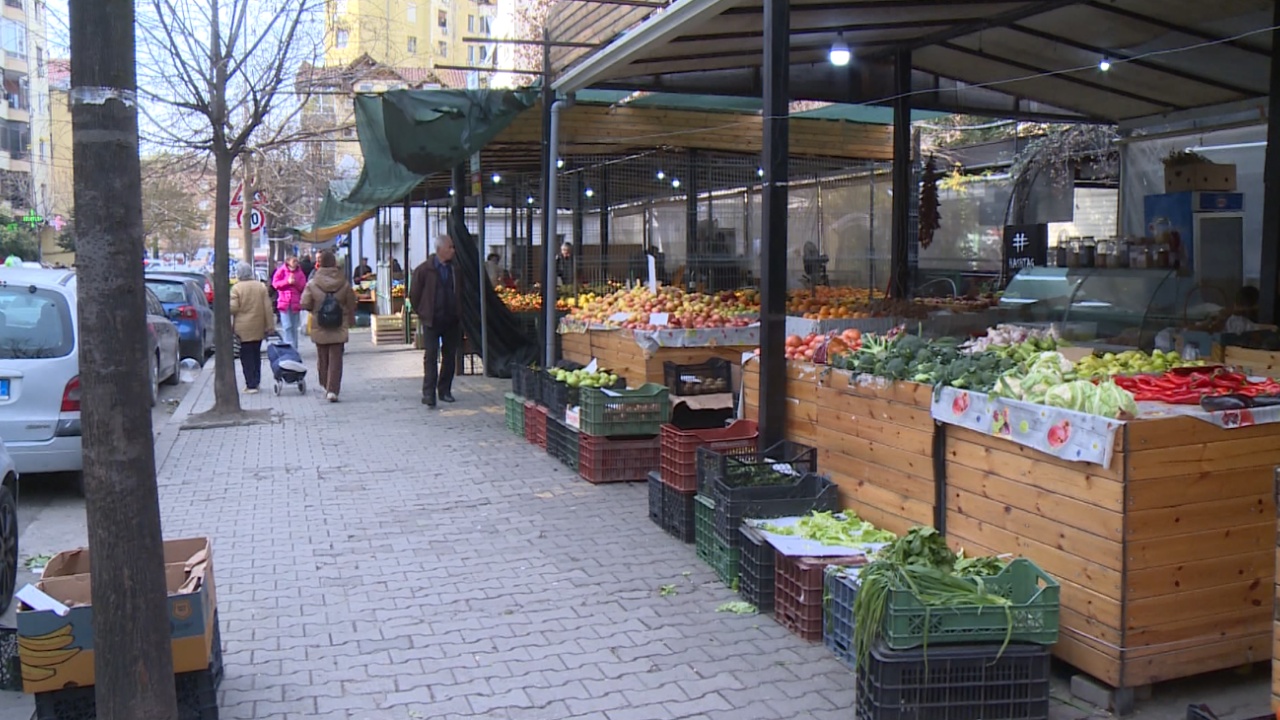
[[300, 250, 357, 402]]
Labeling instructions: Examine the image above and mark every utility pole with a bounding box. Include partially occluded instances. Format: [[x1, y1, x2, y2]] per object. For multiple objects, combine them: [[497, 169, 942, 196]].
[[241, 150, 255, 265], [68, 1, 179, 719]]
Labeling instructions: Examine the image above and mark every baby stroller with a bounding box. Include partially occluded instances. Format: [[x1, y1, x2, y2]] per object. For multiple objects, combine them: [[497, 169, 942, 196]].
[[267, 335, 308, 395]]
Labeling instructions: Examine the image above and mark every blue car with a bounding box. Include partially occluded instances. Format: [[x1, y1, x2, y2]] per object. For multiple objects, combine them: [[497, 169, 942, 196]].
[[145, 274, 214, 364]]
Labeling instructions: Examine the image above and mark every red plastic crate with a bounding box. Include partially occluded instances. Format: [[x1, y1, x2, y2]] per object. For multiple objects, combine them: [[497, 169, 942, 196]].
[[774, 552, 866, 642], [578, 432, 661, 484], [659, 420, 758, 493], [524, 401, 547, 449]]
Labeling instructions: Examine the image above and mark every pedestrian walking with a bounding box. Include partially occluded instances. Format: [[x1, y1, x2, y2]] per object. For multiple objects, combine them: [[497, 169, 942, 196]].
[[300, 250, 357, 403], [229, 264, 275, 394], [272, 255, 307, 349], [299, 250, 316, 279], [410, 235, 462, 407]]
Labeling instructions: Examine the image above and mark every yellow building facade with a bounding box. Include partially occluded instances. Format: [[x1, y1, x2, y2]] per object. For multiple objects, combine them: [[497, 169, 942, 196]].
[[324, 0, 497, 71]]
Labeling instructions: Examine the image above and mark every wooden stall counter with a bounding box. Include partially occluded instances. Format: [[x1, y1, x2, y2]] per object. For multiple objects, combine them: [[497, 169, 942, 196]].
[[743, 359, 1279, 710], [561, 327, 755, 386]]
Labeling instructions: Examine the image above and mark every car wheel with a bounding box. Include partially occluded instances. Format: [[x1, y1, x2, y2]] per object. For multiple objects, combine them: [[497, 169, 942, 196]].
[[150, 355, 160, 407], [0, 485, 18, 614], [162, 347, 181, 385]]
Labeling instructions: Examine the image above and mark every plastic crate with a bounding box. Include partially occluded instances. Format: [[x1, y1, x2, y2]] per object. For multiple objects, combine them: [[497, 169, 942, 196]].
[[659, 420, 758, 493], [695, 440, 817, 495], [881, 558, 1060, 650], [824, 565, 860, 669], [515, 365, 542, 406], [738, 525, 776, 613], [577, 432, 661, 484], [663, 357, 733, 396], [710, 534, 741, 588], [547, 417, 580, 471], [504, 392, 525, 437], [660, 482, 696, 543], [647, 470, 664, 528], [545, 371, 626, 422], [35, 612, 224, 720], [694, 494, 715, 564], [856, 641, 1051, 720], [523, 401, 548, 449], [712, 474, 839, 551], [579, 383, 671, 437], [775, 552, 866, 642]]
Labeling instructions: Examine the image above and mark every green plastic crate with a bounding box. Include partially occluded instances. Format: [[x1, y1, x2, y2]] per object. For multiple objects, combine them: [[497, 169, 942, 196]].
[[710, 536, 740, 588], [579, 383, 670, 437], [881, 558, 1060, 650], [504, 393, 525, 437], [694, 494, 715, 565]]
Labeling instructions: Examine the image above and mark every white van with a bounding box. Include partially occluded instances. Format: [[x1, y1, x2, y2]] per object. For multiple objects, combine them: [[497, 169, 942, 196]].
[[0, 268, 81, 476]]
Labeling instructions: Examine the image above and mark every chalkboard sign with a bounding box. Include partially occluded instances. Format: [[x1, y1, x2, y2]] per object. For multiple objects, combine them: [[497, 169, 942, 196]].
[[1002, 224, 1048, 278]]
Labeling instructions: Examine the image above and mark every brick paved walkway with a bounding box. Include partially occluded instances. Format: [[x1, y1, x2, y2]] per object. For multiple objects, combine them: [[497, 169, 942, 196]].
[[154, 332, 1124, 720]]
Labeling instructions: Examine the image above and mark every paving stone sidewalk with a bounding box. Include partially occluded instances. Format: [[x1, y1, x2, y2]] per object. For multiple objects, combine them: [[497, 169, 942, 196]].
[[156, 332, 1121, 720]]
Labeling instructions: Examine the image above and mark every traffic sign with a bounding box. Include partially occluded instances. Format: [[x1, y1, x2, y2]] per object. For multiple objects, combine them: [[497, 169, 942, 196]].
[[230, 182, 266, 208], [236, 206, 265, 232]]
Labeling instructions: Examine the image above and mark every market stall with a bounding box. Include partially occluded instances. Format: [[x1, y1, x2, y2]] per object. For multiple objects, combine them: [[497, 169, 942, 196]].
[[742, 329, 1279, 707]]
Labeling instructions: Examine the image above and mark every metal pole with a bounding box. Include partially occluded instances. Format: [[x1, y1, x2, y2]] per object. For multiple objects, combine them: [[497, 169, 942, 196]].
[[1258, 3, 1280, 324], [600, 164, 610, 279], [889, 50, 912, 299], [478, 178, 489, 374], [759, 0, 790, 448], [869, 166, 876, 294], [544, 99, 565, 368], [402, 197, 411, 344]]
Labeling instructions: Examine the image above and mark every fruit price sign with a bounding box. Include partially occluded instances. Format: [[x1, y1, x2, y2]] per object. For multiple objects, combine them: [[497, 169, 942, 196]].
[[932, 385, 1123, 467], [1002, 224, 1048, 278]]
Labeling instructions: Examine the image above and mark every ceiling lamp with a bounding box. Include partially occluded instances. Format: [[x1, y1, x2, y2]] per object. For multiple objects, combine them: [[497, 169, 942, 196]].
[[671, 178, 681, 189], [584, 188, 595, 198], [526, 196, 535, 204], [1098, 57, 1112, 72], [656, 170, 665, 180], [829, 33, 851, 67], [491, 173, 501, 183], [556, 158, 565, 169]]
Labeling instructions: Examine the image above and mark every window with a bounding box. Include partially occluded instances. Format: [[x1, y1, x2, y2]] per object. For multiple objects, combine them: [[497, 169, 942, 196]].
[[358, 82, 373, 92], [467, 46, 473, 63], [406, 2, 416, 22], [481, 16, 491, 35], [438, 41, 447, 55], [37, 139, 43, 158], [0, 287, 73, 359], [0, 119, 29, 159], [407, 36, 417, 52], [334, 0, 347, 13], [335, 29, 348, 49], [35, 46, 41, 77], [0, 19, 25, 56], [478, 45, 487, 62], [467, 14, 474, 32], [2, 0, 20, 10], [437, 9, 447, 29]]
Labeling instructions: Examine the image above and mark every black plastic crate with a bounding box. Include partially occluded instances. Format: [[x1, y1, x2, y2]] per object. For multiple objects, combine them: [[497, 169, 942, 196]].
[[696, 440, 817, 495], [712, 473, 838, 550], [660, 482, 696, 543], [856, 641, 1051, 720], [647, 470, 664, 528], [547, 417, 580, 471], [824, 565, 859, 669], [738, 525, 775, 613], [663, 357, 732, 396], [35, 612, 223, 720]]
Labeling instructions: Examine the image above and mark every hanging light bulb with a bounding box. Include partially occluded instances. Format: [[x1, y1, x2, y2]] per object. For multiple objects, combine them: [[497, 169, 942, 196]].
[[671, 178, 681, 189], [584, 188, 595, 198], [829, 33, 851, 67], [656, 170, 665, 180], [556, 158, 565, 169], [526, 196, 535, 205], [1098, 57, 1112, 72], [448, 188, 456, 196], [491, 173, 501, 183], [757, 167, 765, 178]]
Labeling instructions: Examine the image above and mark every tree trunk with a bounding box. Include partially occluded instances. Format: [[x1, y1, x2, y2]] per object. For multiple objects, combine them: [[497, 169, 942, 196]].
[[69, 1, 179, 718], [211, 149, 241, 413]]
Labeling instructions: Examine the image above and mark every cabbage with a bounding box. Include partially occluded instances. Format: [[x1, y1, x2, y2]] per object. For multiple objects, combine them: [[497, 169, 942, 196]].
[[1019, 369, 1064, 403], [1027, 351, 1073, 376], [1091, 379, 1138, 418], [989, 373, 1023, 399], [1043, 380, 1095, 411]]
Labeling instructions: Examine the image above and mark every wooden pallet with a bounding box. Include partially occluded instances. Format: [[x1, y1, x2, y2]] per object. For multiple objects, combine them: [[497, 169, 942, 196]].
[[371, 313, 416, 346]]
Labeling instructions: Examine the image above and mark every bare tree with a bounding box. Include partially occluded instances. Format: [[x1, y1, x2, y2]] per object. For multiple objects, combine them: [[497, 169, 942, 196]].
[[141, 154, 208, 261], [135, 0, 323, 415]]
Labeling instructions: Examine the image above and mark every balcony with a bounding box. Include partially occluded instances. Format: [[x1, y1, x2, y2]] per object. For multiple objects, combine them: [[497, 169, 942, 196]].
[[2, 51, 26, 74], [1, 2, 22, 23]]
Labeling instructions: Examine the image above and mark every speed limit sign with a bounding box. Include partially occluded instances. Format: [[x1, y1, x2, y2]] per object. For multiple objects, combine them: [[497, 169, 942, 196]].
[[236, 206, 265, 232]]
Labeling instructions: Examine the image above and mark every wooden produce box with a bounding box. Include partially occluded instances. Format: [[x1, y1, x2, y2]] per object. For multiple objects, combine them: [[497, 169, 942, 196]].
[[1164, 161, 1237, 192], [561, 328, 753, 386], [1224, 346, 1280, 378], [945, 417, 1274, 695], [371, 313, 417, 346]]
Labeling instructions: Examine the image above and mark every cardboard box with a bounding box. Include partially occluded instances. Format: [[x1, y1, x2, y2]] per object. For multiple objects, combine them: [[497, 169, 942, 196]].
[[1164, 161, 1237, 192], [16, 537, 217, 694]]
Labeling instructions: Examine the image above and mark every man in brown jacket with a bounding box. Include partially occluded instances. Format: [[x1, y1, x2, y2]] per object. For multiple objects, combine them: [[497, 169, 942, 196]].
[[410, 235, 463, 407]]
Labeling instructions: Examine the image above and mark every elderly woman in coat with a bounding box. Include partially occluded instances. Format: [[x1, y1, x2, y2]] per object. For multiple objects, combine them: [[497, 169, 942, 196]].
[[229, 264, 275, 393], [300, 250, 357, 402]]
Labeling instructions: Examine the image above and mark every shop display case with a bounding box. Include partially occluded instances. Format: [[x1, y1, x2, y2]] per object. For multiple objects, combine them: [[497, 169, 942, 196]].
[[995, 267, 1226, 351]]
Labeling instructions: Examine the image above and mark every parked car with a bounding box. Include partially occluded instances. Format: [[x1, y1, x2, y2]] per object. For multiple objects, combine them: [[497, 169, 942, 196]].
[[147, 268, 213, 305], [0, 268, 83, 477], [145, 274, 214, 363], [144, 286, 181, 406], [0, 441, 16, 614]]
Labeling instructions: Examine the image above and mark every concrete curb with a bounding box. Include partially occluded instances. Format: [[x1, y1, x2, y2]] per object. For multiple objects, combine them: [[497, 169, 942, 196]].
[[153, 358, 216, 472]]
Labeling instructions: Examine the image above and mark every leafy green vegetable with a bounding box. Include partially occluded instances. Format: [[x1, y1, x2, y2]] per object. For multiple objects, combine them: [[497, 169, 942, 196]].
[[878, 526, 957, 570], [759, 511, 896, 547], [659, 584, 677, 597], [716, 601, 757, 614]]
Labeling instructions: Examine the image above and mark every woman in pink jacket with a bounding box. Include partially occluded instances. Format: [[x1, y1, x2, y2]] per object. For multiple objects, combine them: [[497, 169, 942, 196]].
[[272, 255, 307, 349]]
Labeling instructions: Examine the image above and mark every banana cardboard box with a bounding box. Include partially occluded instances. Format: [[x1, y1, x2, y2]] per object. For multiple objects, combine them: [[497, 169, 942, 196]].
[[16, 537, 217, 693]]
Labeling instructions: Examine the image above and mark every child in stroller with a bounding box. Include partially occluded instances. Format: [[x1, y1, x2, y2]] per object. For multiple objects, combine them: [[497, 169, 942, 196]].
[[267, 335, 309, 395]]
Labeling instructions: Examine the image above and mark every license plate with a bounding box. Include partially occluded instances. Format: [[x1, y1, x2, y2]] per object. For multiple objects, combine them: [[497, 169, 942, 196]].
[[0, 379, 10, 400]]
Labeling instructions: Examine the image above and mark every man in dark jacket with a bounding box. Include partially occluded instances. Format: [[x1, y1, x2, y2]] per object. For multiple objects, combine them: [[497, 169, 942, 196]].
[[410, 235, 463, 407]]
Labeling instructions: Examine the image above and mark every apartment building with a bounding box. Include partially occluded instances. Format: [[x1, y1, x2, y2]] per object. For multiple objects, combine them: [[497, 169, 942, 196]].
[[324, 0, 498, 72]]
